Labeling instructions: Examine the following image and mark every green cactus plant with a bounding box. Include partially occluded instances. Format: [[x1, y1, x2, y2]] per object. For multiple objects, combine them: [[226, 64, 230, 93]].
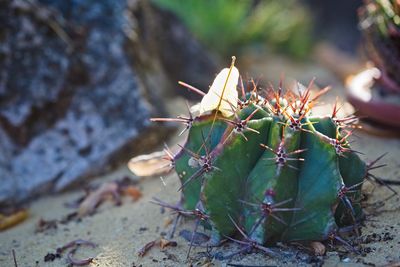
[[347, 0, 400, 129], [359, 0, 400, 92], [151, 58, 385, 258]]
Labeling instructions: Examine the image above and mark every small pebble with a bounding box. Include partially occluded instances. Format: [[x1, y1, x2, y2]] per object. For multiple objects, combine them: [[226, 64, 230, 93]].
[[342, 257, 351, 263]]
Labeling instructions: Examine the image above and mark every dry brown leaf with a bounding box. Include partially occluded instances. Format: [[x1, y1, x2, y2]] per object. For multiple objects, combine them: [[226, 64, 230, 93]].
[[0, 210, 29, 231], [159, 238, 177, 249], [128, 151, 171, 177], [77, 182, 119, 217], [138, 238, 177, 257], [138, 240, 156, 257], [122, 185, 142, 201], [310, 241, 326, 256]]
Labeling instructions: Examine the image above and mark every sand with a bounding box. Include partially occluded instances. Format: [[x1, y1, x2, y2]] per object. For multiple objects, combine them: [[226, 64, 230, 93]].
[[1, 130, 400, 267]]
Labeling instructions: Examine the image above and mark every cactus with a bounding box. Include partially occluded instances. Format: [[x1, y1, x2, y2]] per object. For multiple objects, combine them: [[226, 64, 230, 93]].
[[151, 58, 386, 258], [350, 0, 400, 128], [359, 0, 400, 93]]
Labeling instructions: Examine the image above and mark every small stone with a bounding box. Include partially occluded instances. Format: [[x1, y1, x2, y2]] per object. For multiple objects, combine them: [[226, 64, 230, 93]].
[[342, 257, 351, 263], [310, 241, 326, 256], [44, 253, 56, 262]]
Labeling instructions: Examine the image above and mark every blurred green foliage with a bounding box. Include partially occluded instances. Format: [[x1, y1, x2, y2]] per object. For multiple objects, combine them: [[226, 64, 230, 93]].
[[152, 0, 313, 58], [362, 0, 400, 36]]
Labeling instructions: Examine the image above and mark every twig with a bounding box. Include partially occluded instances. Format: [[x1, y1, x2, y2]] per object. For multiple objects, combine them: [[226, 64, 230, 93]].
[[67, 248, 93, 266], [138, 240, 156, 257], [12, 249, 18, 267], [54, 239, 96, 266]]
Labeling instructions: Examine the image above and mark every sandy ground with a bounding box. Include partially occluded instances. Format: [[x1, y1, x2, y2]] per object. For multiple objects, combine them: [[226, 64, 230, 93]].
[[1, 55, 400, 267], [1, 132, 400, 267]]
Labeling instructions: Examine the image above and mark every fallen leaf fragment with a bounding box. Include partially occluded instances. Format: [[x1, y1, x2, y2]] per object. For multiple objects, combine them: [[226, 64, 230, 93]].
[[122, 185, 142, 201], [310, 241, 326, 256], [138, 238, 177, 257], [67, 248, 94, 266], [159, 238, 177, 249], [69, 177, 140, 219], [45, 239, 97, 266], [199, 62, 239, 117], [138, 240, 156, 257], [77, 182, 119, 217], [0, 210, 28, 231], [128, 151, 172, 177]]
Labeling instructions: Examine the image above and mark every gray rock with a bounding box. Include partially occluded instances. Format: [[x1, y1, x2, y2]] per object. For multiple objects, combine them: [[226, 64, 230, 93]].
[[0, 0, 70, 128], [0, 0, 151, 203], [0, 0, 215, 204], [125, 0, 218, 100]]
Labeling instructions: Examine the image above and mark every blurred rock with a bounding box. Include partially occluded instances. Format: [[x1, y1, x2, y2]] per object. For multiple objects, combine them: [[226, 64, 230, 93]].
[[125, 0, 218, 100], [0, 0, 215, 204]]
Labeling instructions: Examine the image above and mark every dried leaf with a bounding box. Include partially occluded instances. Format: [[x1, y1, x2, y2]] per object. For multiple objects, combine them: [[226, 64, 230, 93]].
[[310, 241, 326, 256], [159, 238, 177, 249], [122, 186, 142, 201], [0, 210, 28, 231], [199, 66, 239, 117], [77, 182, 119, 217], [138, 240, 156, 257], [67, 249, 94, 266], [128, 151, 172, 177], [50, 239, 96, 266]]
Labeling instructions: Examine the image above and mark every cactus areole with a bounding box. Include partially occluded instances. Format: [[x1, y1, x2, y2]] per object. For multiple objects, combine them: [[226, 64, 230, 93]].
[[152, 58, 369, 254]]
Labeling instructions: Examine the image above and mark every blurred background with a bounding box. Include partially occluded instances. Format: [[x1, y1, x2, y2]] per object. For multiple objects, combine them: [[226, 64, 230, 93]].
[[2, 0, 400, 207]]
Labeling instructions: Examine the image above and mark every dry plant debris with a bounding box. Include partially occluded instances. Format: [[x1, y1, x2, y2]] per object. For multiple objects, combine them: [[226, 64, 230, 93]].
[[138, 238, 177, 257], [0, 210, 28, 231]]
